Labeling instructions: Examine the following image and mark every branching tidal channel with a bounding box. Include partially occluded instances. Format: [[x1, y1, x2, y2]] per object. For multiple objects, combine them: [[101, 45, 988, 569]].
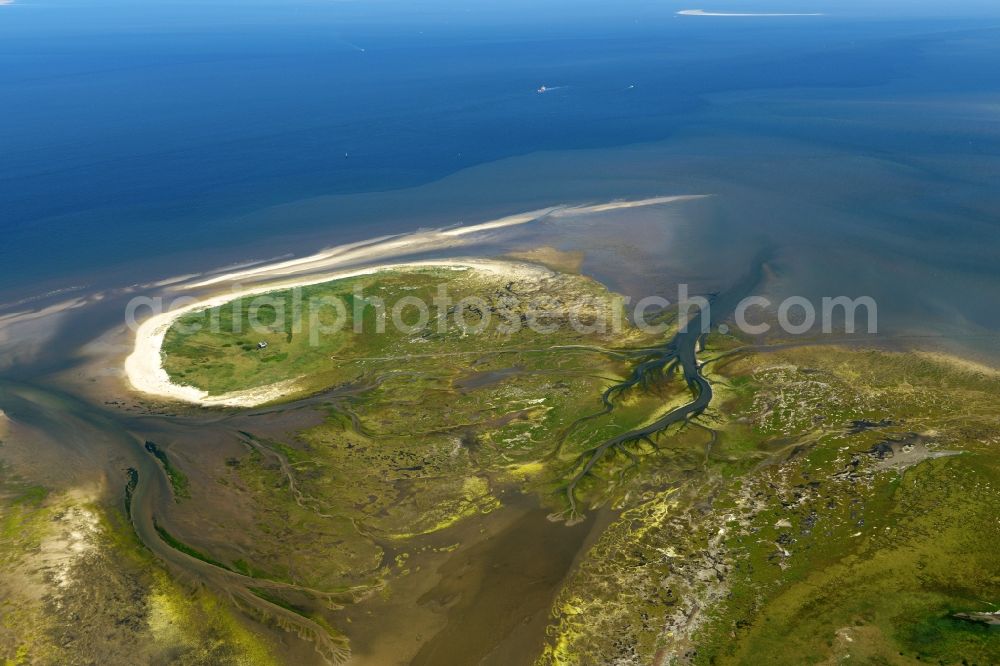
[[558, 257, 767, 518]]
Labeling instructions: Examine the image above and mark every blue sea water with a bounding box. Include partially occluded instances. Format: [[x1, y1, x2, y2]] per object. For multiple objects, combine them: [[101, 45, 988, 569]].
[[1, 0, 1000, 308]]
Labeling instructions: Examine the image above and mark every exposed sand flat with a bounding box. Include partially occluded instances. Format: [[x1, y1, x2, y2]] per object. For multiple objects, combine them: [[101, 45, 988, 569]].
[[550, 195, 708, 216], [0, 297, 88, 328], [183, 196, 705, 290], [506, 247, 585, 273], [183, 234, 406, 289], [142, 256, 296, 289], [0, 298, 89, 356], [0, 284, 88, 313], [124, 259, 554, 408], [147, 273, 204, 288], [441, 195, 706, 235], [678, 9, 824, 16], [439, 207, 562, 236]]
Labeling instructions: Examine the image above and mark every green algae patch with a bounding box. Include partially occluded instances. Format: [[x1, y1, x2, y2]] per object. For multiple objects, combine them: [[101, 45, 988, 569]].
[[540, 344, 1000, 665], [0, 466, 60, 665], [183, 266, 683, 598], [694, 454, 1000, 665], [144, 440, 190, 500], [154, 272, 1000, 665], [385, 476, 501, 540], [0, 461, 52, 555], [0, 470, 277, 666], [153, 519, 233, 571]]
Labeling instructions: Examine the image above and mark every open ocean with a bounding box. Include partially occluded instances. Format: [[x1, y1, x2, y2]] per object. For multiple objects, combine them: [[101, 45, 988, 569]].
[[2, 0, 1000, 358]]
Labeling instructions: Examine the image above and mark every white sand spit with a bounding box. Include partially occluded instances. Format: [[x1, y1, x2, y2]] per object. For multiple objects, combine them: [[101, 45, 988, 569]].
[[183, 196, 705, 290]]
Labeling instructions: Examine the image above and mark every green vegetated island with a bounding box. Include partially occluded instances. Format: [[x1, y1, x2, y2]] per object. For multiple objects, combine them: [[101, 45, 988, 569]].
[[2, 264, 999, 665]]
